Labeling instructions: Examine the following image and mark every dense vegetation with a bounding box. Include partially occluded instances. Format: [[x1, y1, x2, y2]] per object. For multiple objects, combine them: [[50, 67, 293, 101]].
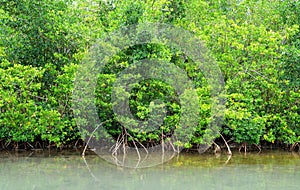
[[0, 0, 299, 152]]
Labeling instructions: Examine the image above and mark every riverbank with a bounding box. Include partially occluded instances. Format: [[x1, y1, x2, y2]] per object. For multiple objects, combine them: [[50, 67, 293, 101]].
[[1, 138, 299, 155]]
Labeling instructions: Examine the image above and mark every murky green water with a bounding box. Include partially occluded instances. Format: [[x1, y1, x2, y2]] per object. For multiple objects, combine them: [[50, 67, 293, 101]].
[[0, 150, 299, 190]]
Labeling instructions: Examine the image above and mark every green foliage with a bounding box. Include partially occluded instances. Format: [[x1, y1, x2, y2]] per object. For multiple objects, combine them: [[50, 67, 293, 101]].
[[0, 0, 299, 149], [0, 62, 43, 142], [184, 0, 300, 146], [0, 58, 79, 145]]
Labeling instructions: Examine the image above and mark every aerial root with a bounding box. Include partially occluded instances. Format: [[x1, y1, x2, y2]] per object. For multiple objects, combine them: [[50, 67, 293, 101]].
[[220, 133, 232, 155], [224, 154, 232, 165], [239, 142, 247, 153], [110, 127, 150, 167], [253, 144, 261, 153], [212, 141, 221, 154], [290, 142, 300, 152], [82, 122, 107, 157]]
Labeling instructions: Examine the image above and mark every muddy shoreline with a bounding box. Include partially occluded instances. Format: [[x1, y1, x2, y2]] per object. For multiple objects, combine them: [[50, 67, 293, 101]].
[[0, 139, 299, 154]]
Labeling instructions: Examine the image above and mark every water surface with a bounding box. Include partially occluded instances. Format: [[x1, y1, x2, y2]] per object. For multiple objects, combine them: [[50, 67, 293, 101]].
[[0, 150, 299, 190]]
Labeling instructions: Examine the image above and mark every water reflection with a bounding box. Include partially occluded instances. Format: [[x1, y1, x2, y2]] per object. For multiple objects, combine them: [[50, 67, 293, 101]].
[[0, 151, 299, 190]]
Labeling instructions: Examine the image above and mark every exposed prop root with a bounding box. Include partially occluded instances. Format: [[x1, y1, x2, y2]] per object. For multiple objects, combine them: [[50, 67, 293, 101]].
[[238, 143, 261, 153], [212, 141, 221, 154], [82, 122, 107, 156], [161, 128, 165, 154], [127, 132, 141, 168], [220, 133, 232, 155], [168, 140, 178, 153], [239, 142, 247, 153], [110, 127, 149, 168], [224, 154, 232, 165], [82, 156, 98, 181], [74, 139, 80, 149], [254, 144, 261, 153], [290, 142, 300, 152]]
